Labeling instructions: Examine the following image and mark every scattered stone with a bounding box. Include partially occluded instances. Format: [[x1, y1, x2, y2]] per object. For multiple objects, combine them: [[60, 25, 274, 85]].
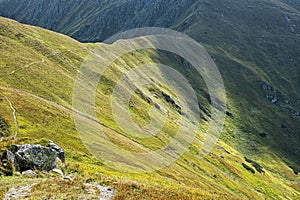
[[285, 15, 292, 23], [52, 168, 64, 176], [154, 103, 161, 110], [271, 97, 278, 104], [217, 146, 230, 154], [22, 170, 37, 177], [217, 146, 225, 151], [292, 110, 300, 117], [291, 25, 296, 32], [47, 140, 65, 163], [63, 175, 73, 181], [14, 171, 21, 176]]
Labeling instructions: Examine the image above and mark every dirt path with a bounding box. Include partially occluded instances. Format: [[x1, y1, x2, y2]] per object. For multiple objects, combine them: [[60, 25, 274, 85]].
[[0, 85, 71, 114], [8, 59, 45, 75], [3, 95, 18, 139], [7, 57, 75, 81]]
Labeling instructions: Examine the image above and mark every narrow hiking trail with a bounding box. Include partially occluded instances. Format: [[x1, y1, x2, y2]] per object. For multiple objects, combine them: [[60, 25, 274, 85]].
[[6, 58, 75, 81], [8, 59, 45, 75], [3, 95, 18, 139]]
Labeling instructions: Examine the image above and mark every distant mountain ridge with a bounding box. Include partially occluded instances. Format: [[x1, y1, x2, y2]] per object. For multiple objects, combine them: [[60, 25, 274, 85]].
[[0, 0, 196, 42], [1, 0, 300, 42]]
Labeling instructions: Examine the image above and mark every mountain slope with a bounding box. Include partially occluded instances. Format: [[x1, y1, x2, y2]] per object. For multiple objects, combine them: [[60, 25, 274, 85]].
[[1, 0, 300, 171], [0, 0, 196, 42], [0, 16, 300, 199]]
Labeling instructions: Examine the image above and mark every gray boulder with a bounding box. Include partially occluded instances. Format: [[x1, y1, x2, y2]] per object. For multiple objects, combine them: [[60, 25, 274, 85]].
[[22, 170, 37, 177], [10, 144, 57, 171]]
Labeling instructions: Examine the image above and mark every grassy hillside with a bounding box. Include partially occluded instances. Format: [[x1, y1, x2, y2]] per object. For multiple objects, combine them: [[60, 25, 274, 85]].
[[183, 0, 300, 173], [1, 0, 300, 169], [0, 16, 300, 199]]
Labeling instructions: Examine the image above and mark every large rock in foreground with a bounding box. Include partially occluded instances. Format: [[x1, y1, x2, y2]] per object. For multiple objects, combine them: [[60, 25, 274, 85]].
[[47, 140, 65, 163], [9, 143, 59, 171]]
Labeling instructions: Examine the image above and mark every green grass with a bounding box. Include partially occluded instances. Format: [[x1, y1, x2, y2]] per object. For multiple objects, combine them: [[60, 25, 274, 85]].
[[0, 16, 299, 199]]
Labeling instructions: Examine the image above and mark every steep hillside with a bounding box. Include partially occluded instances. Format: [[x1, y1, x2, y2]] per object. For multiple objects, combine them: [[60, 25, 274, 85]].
[[0, 0, 300, 41], [1, 0, 300, 172], [0, 16, 300, 199]]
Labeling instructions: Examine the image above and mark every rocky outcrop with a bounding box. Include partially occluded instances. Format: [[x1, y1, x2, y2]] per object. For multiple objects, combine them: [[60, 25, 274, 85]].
[[259, 81, 300, 118], [47, 140, 65, 163], [3, 141, 65, 172], [10, 144, 56, 171]]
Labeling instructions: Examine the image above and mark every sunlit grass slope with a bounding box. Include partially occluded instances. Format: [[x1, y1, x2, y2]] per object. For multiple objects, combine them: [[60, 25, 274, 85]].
[[0, 17, 299, 199]]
